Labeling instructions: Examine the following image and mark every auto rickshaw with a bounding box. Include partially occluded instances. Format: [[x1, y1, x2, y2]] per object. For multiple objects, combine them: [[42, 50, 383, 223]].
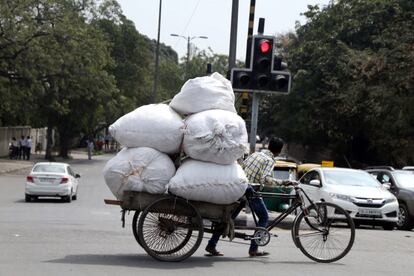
[[262, 159, 298, 212]]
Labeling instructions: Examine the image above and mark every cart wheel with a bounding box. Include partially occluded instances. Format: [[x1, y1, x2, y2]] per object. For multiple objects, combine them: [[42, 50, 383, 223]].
[[132, 211, 142, 247], [138, 197, 203, 262]]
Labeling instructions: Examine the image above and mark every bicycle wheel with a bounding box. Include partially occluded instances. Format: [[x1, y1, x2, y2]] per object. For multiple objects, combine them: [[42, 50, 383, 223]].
[[138, 197, 203, 262], [292, 202, 355, 263]]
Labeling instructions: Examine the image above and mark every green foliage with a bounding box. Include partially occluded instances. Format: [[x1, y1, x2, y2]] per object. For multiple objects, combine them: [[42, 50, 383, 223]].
[[261, 0, 414, 167], [2, 0, 413, 166], [0, 0, 186, 157], [0, 0, 118, 157], [185, 48, 229, 79]]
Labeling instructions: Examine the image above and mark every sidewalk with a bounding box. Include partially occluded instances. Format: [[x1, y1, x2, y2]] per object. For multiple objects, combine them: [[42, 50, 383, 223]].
[[0, 159, 34, 174], [0, 150, 89, 175]]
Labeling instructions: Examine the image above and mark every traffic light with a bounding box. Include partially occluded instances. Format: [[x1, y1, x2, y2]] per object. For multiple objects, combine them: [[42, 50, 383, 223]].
[[231, 34, 291, 94]]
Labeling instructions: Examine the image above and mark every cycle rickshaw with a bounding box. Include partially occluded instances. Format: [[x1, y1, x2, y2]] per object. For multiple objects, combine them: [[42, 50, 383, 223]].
[[105, 185, 355, 263]]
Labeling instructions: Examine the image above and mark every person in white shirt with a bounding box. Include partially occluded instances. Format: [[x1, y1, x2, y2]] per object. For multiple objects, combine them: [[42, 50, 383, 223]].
[[26, 136, 32, 160], [87, 139, 94, 160], [10, 137, 18, 159], [18, 136, 25, 160], [21, 136, 28, 160]]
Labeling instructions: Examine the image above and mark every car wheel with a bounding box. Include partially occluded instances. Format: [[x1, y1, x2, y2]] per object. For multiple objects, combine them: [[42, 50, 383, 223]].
[[382, 222, 395, 231], [25, 194, 31, 202], [72, 194, 77, 200], [397, 203, 414, 230], [66, 194, 72, 203]]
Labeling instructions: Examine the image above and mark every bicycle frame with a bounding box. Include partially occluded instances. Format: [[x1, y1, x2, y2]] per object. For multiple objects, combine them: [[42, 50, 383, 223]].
[[243, 186, 317, 232]]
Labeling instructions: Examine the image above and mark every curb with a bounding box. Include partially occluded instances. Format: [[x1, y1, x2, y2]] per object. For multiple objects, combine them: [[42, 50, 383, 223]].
[[0, 162, 33, 175]]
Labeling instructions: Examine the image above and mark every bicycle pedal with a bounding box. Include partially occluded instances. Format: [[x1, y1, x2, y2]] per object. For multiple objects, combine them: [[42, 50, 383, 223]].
[[271, 233, 278, 238]]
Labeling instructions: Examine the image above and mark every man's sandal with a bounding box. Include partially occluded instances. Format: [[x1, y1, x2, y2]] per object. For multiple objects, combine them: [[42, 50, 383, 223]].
[[205, 246, 224, 256], [249, 251, 270, 257]]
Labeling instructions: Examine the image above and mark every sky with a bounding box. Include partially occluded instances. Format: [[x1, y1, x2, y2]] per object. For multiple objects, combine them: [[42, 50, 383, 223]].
[[116, 0, 332, 61]]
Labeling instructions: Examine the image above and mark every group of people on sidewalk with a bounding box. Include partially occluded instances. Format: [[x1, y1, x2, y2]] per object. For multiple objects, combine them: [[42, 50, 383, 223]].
[[9, 136, 32, 160]]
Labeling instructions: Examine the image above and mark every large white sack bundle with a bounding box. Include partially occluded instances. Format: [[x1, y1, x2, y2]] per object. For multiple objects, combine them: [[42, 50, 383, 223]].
[[103, 147, 176, 200], [109, 104, 184, 154], [183, 109, 248, 164], [168, 159, 248, 204], [169, 72, 237, 115]]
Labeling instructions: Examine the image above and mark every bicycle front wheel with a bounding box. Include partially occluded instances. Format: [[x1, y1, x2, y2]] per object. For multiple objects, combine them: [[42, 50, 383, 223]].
[[292, 202, 355, 263]]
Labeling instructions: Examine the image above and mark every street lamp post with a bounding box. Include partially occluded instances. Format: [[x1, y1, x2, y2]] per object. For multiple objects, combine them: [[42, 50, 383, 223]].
[[170, 34, 208, 78], [152, 0, 162, 103]]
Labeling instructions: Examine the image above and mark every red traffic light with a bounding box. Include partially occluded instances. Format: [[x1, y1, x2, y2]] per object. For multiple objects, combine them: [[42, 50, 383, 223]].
[[259, 39, 272, 54]]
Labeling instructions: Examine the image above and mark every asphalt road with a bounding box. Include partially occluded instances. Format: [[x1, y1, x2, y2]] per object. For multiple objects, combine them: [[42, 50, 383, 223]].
[[0, 154, 413, 276]]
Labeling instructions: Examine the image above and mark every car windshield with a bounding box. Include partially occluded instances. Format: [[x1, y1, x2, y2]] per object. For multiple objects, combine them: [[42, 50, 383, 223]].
[[33, 164, 66, 173], [323, 170, 380, 187], [394, 172, 414, 189]]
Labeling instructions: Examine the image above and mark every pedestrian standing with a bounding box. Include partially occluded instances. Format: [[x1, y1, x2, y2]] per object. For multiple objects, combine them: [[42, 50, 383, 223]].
[[18, 136, 25, 160], [26, 136, 32, 160], [87, 139, 94, 160], [21, 136, 28, 160], [104, 133, 110, 150], [10, 137, 18, 159]]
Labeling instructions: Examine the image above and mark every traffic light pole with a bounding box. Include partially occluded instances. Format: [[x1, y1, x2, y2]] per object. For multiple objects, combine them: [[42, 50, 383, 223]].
[[228, 0, 239, 72], [249, 92, 260, 153], [231, 16, 291, 153]]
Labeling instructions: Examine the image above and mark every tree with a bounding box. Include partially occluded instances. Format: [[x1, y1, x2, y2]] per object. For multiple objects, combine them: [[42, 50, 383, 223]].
[[260, 0, 414, 166], [0, 0, 118, 159], [184, 48, 229, 79]]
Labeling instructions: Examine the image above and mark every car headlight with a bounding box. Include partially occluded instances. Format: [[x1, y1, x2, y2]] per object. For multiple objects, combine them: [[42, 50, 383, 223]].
[[329, 193, 355, 203], [384, 197, 397, 204]]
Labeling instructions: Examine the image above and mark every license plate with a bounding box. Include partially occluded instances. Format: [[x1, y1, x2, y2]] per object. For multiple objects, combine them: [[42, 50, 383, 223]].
[[40, 178, 55, 183], [358, 209, 381, 216]]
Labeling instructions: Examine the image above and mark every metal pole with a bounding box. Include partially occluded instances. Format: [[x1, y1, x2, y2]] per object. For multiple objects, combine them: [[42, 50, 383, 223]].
[[249, 17, 265, 153], [249, 92, 260, 153], [228, 0, 239, 73], [245, 0, 255, 68], [152, 0, 162, 103], [186, 36, 190, 79]]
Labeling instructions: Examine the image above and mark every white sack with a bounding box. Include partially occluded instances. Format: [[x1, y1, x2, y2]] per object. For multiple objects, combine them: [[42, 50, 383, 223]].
[[103, 147, 176, 200], [183, 109, 248, 164], [170, 72, 237, 115], [109, 104, 184, 154], [168, 159, 248, 204]]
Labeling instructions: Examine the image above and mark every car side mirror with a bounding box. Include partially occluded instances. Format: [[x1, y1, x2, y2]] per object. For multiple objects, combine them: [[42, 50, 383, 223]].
[[75, 173, 81, 178], [382, 182, 391, 190], [309, 179, 321, 187]]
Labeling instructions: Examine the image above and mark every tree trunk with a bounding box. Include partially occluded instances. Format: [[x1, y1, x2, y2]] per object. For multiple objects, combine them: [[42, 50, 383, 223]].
[[59, 128, 70, 159], [45, 118, 54, 161]]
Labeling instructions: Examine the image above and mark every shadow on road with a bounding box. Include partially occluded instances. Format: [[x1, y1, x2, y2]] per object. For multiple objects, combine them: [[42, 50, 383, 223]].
[[46, 253, 332, 269], [14, 198, 69, 204]]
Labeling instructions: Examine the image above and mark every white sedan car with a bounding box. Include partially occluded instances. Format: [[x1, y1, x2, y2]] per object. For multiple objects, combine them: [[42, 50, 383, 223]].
[[25, 162, 80, 202], [299, 167, 398, 230]]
